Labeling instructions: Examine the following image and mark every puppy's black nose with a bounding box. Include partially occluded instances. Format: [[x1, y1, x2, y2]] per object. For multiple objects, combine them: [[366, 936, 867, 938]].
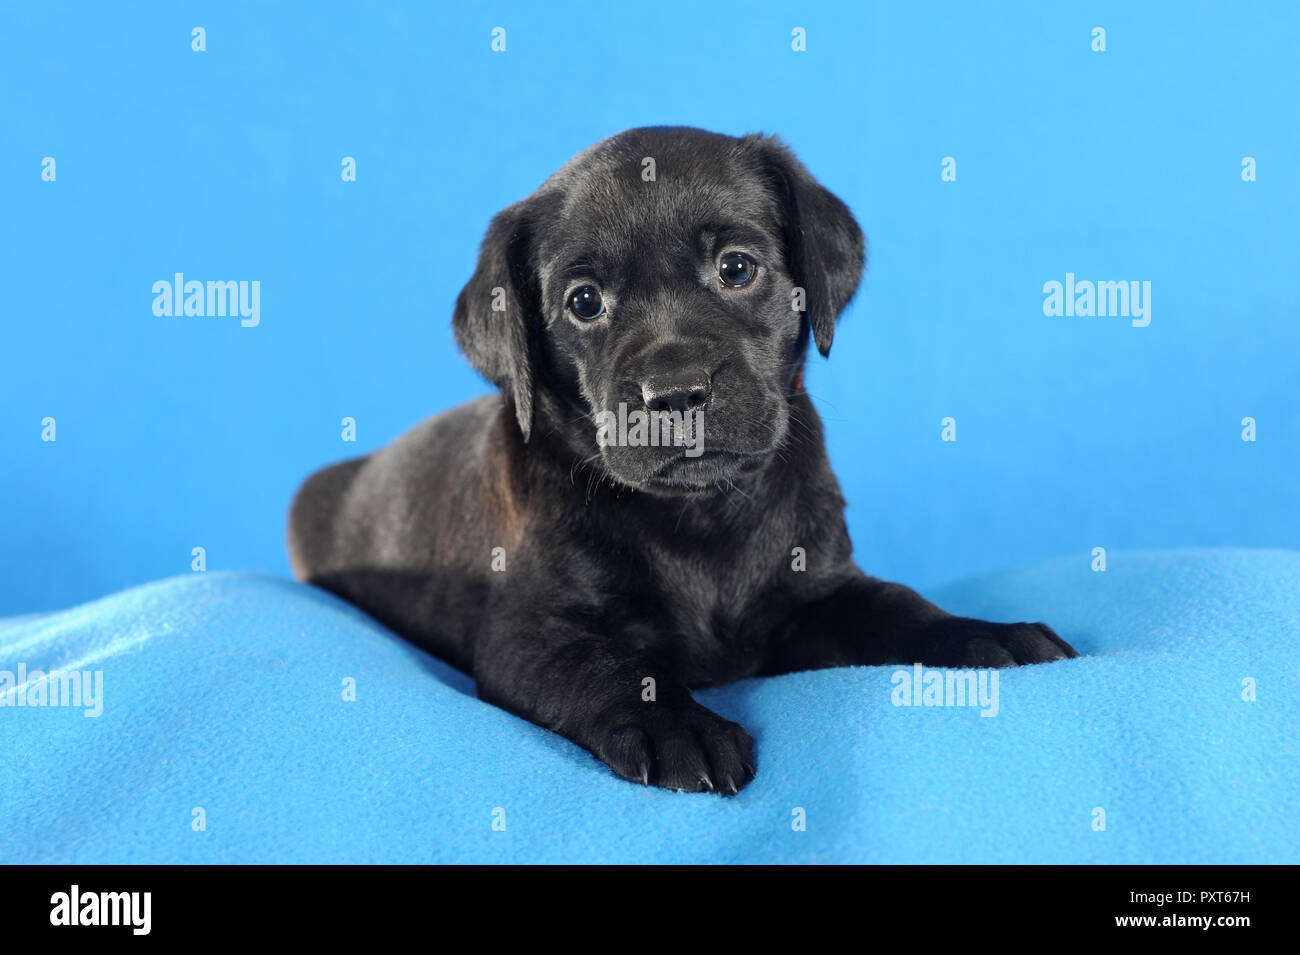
[[641, 371, 712, 414]]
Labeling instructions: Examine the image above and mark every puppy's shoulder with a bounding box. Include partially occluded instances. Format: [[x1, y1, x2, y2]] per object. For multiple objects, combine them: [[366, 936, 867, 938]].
[[361, 393, 510, 488]]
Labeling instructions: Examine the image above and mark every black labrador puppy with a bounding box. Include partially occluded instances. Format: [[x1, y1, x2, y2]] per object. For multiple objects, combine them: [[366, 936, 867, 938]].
[[288, 127, 1077, 795]]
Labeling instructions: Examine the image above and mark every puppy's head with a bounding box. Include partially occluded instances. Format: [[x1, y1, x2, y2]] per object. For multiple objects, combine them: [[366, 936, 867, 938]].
[[454, 127, 864, 495]]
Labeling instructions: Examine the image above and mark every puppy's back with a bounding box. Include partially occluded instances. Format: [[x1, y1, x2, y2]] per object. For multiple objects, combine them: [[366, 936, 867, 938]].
[[287, 456, 368, 581], [286, 394, 525, 670]]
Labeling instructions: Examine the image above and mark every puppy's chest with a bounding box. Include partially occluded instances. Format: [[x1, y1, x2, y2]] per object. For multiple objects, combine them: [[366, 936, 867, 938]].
[[625, 543, 787, 680]]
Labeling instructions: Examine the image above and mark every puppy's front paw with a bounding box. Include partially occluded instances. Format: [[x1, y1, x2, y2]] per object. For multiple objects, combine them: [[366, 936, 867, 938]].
[[913, 618, 1079, 668], [591, 701, 755, 795]]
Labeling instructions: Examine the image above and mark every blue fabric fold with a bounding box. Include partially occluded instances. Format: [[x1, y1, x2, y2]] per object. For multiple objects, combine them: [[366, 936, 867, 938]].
[[2, 548, 1296, 863]]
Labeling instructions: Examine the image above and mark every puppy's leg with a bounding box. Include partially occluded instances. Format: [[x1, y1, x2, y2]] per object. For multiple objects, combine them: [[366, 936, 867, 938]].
[[473, 619, 755, 795], [764, 575, 1079, 674]]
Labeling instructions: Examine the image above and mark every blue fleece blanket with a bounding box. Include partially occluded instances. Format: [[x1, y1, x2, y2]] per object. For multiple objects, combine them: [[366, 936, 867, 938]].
[[2, 548, 1297, 864]]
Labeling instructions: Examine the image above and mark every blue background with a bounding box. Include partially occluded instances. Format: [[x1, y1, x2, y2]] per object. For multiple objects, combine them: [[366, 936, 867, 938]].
[[3, 1, 1297, 615]]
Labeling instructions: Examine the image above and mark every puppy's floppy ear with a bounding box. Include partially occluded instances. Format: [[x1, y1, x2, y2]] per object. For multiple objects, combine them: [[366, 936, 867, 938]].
[[757, 136, 865, 357], [453, 198, 545, 441]]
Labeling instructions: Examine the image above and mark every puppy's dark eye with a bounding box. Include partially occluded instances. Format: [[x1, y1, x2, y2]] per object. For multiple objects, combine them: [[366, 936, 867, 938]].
[[718, 251, 757, 287], [568, 285, 605, 320]]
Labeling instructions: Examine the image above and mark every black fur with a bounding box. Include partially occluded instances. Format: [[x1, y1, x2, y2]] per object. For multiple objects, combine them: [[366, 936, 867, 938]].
[[288, 127, 1077, 795]]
